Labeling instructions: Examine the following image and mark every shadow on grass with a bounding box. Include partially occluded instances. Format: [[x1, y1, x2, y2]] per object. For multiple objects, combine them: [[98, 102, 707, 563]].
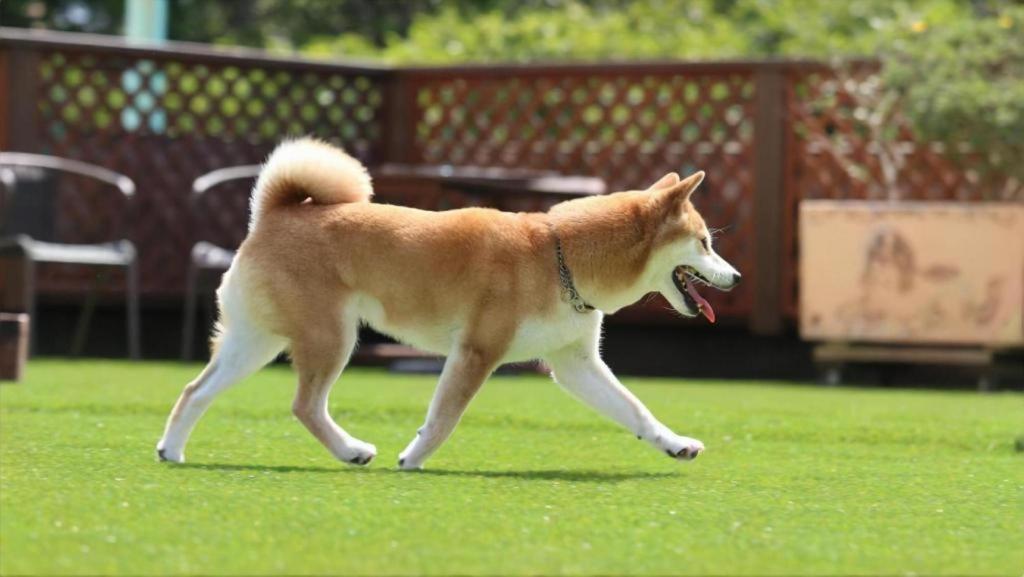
[[410, 468, 677, 483], [174, 462, 342, 474], [172, 462, 676, 482]]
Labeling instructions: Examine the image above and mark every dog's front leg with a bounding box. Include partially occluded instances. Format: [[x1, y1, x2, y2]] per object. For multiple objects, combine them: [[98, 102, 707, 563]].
[[546, 347, 704, 461], [398, 342, 499, 470]]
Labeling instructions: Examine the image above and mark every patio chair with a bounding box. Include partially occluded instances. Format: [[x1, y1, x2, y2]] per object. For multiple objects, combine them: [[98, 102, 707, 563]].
[[0, 152, 140, 359], [180, 165, 260, 360]]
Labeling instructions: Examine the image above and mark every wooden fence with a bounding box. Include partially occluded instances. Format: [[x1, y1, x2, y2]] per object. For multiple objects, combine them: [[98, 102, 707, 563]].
[[1, 27, 1010, 335]]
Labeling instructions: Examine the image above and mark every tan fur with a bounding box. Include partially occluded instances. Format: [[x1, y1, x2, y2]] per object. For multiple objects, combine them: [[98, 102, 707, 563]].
[[237, 163, 706, 348], [248, 138, 372, 231], [157, 138, 735, 468]]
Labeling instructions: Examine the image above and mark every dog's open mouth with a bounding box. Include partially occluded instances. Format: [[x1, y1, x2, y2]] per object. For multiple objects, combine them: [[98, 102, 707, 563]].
[[672, 266, 716, 323]]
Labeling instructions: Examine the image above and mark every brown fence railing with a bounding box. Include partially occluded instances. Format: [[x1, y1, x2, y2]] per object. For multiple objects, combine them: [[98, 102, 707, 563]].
[[2, 28, 1013, 335]]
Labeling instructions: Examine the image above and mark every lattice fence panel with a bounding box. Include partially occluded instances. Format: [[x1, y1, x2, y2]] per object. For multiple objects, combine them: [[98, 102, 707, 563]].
[[28, 48, 386, 297], [406, 70, 758, 318]]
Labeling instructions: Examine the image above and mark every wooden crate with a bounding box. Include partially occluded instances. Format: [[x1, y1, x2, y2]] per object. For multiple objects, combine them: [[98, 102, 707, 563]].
[[800, 201, 1024, 347], [0, 313, 28, 382]]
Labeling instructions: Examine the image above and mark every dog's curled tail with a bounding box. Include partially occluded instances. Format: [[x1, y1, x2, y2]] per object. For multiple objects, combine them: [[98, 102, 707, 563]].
[[249, 138, 372, 231]]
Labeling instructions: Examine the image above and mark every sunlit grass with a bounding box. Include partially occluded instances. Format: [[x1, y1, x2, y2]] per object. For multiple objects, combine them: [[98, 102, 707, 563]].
[[1, 360, 1021, 575]]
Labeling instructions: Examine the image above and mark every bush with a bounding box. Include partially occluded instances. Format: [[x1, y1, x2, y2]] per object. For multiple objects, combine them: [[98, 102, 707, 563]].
[[301, 0, 983, 64], [882, 6, 1023, 192]]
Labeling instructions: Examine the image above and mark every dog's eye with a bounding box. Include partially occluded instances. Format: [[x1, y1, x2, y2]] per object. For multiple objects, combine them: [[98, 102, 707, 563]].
[[700, 237, 711, 252]]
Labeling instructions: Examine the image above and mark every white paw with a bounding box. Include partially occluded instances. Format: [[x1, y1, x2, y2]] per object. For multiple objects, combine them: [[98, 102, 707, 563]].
[[338, 440, 377, 466], [397, 436, 429, 469], [660, 435, 705, 461], [156, 441, 184, 463], [396, 452, 423, 470]]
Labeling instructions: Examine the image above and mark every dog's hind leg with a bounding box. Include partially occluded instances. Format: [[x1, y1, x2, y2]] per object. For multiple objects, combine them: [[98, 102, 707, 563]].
[[157, 323, 285, 463], [398, 342, 500, 470], [290, 317, 376, 466], [546, 346, 704, 461]]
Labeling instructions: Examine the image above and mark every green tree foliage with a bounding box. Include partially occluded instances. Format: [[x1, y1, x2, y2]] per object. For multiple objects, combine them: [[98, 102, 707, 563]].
[[1, 0, 1001, 62], [882, 6, 1023, 190], [299, 0, 985, 63], [2, 1, 1012, 64], [0, 0, 124, 33], [164, 0, 431, 50]]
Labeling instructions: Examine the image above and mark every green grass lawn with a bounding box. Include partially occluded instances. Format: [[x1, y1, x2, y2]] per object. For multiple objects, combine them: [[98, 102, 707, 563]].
[[1, 360, 1022, 575]]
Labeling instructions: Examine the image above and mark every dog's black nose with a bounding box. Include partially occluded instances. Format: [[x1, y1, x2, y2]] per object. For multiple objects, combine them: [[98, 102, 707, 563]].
[[732, 272, 742, 285]]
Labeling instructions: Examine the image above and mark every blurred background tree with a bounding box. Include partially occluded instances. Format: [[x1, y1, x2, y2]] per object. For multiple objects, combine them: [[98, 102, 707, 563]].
[[882, 5, 1023, 193], [0, 0, 1011, 61], [1, 0, 125, 33], [296, 0, 995, 63], [796, 3, 1021, 198]]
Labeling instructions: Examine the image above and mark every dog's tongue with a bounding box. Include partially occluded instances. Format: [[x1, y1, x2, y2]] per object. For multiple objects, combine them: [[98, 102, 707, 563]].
[[685, 282, 716, 323]]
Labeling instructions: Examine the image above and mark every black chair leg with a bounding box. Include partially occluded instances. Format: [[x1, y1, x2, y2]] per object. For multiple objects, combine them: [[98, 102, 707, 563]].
[[126, 260, 140, 360], [24, 260, 37, 358], [181, 261, 199, 361], [70, 274, 101, 357]]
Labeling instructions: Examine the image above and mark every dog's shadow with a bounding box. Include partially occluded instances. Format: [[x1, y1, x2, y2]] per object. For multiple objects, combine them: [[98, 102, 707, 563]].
[[173, 462, 676, 483], [413, 468, 677, 483]]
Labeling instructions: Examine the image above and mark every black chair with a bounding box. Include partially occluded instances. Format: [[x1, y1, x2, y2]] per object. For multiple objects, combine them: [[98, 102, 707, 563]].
[[0, 152, 140, 359], [180, 165, 261, 360]]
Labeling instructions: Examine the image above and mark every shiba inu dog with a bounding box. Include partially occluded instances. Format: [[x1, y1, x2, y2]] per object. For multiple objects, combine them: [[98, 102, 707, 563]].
[[157, 139, 741, 469]]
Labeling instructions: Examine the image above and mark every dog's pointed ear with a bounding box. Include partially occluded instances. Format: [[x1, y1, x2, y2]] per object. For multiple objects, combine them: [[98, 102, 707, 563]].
[[663, 171, 705, 205], [647, 172, 680, 190]]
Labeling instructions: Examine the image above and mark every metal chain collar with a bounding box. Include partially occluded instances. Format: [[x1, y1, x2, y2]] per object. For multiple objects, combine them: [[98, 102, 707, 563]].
[[550, 224, 595, 313]]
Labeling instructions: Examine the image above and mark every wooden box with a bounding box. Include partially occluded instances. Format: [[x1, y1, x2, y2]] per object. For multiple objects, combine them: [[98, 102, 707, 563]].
[[0, 313, 29, 382], [799, 201, 1024, 347]]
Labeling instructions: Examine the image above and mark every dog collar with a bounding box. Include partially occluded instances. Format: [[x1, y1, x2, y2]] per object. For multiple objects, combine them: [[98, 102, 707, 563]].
[[550, 224, 595, 313]]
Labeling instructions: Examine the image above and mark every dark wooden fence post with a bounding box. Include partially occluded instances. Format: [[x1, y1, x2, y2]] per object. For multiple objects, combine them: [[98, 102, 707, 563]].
[[0, 47, 8, 150], [381, 70, 413, 164], [2, 45, 40, 152], [750, 66, 786, 335]]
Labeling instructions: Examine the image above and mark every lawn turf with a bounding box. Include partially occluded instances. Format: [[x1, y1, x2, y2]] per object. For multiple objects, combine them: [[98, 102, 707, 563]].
[[1, 360, 1022, 575]]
